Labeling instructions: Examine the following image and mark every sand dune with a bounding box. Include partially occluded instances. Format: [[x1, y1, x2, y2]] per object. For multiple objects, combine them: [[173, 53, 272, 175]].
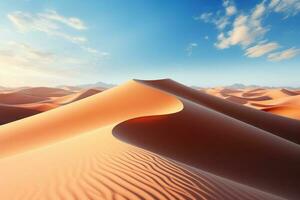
[[19, 87, 74, 97], [0, 104, 41, 125], [0, 87, 102, 125], [0, 92, 49, 105], [114, 80, 300, 199], [203, 86, 300, 121], [0, 79, 298, 199]]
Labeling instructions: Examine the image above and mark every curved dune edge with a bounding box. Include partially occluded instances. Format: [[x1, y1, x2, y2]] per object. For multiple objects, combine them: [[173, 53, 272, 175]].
[[0, 79, 285, 200], [0, 80, 183, 157], [113, 79, 300, 200]]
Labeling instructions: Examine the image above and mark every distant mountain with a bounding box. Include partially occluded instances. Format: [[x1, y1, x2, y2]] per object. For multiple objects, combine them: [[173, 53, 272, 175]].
[[227, 83, 300, 90], [77, 81, 116, 89], [227, 83, 248, 89], [57, 81, 116, 90]]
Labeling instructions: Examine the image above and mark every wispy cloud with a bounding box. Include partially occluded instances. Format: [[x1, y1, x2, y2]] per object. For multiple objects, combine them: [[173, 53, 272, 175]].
[[186, 43, 198, 56], [81, 46, 110, 58], [197, 0, 300, 61], [0, 41, 54, 67], [269, 0, 300, 18], [245, 42, 279, 57], [195, 12, 213, 23], [268, 48, 300, 61], [0, 41, 97, 86], [223, 0, 237, 16], [7, 10, 109, 58], [39, 10, 87, 30], [7, 10, 87, 44]]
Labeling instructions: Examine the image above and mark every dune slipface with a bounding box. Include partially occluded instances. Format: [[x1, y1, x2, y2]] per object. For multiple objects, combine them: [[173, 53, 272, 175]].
[[0, 79, 297, 200], [114, 79, 300, 199]]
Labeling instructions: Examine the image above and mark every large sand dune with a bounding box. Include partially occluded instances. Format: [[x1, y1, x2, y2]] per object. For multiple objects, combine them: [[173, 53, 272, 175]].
[[0, 79, 299, 199]]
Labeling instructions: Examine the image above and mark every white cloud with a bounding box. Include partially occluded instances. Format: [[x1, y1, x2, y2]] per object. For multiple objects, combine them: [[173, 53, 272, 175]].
[[0, 41, 54, 67], [226, 6, 237, 16], [7, 11, 87, 44], [215, 14, 267, 49], [215, 17, 230, 30], [223, 0, 237, 16], [195, 12, 213, 23], [81, 46, 110, 58], [7, 10, 108, 57], [196, 13, 230, 30], [0, 41, 91, 84], [269, 0, 300, 17], [268, 48, 300, 61], [40, 10, 87, 30], [252, 2, 266, 19], [186, 43, 198, 56], [197, 0, 299, 61], [245, 42, 279, 57]]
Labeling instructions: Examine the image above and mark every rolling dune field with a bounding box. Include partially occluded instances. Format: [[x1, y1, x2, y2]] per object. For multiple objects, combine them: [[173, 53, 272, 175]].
[[0, 80, 299, 199]]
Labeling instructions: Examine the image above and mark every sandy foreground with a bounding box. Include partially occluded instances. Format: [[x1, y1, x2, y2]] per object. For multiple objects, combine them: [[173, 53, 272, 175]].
[[0, 80, 299, 199]]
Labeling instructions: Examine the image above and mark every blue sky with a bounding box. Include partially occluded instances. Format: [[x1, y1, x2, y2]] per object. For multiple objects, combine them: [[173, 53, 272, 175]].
[[0, 0, 299, 87]]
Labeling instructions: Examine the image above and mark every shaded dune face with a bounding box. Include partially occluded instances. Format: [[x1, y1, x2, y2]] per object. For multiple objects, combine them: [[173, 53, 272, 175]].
[[141, 80, 300, 144], [0, 104, 42, 125], [114, 79, 300, 199]]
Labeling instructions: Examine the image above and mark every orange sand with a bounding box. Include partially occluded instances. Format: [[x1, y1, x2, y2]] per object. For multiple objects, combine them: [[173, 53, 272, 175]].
[[203, 87, 300, 120], [0, 80, 298, 199]]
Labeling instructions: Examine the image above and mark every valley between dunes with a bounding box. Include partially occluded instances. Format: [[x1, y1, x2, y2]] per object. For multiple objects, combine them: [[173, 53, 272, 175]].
[[0, 79, 300, 200]]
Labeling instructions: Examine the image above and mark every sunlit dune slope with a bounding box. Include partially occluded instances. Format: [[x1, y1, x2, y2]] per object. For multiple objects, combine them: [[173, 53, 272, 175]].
[[0, 80, 284, 200], [0, 81, 181, 157]]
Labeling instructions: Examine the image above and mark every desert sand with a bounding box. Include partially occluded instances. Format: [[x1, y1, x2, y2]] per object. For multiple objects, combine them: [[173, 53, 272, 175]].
[[202, 87, 300, 121], [0, 79, 299, 199], [0, 87, 102, 125]]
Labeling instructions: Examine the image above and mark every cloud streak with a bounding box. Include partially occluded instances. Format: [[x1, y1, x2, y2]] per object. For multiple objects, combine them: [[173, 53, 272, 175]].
[[186, 43, 198, 56], [268, 48, 300, 61], [269, 0, 300, 17], [245, 42, 279, 57], [7, 11, 87, 44], [40, 10, 87, 30]]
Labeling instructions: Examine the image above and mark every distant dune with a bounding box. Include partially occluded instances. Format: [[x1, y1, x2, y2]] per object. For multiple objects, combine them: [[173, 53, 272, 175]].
[[203, 86, 300, 121], [0, 87, 102, 125], [0, 80, 299, 199]]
